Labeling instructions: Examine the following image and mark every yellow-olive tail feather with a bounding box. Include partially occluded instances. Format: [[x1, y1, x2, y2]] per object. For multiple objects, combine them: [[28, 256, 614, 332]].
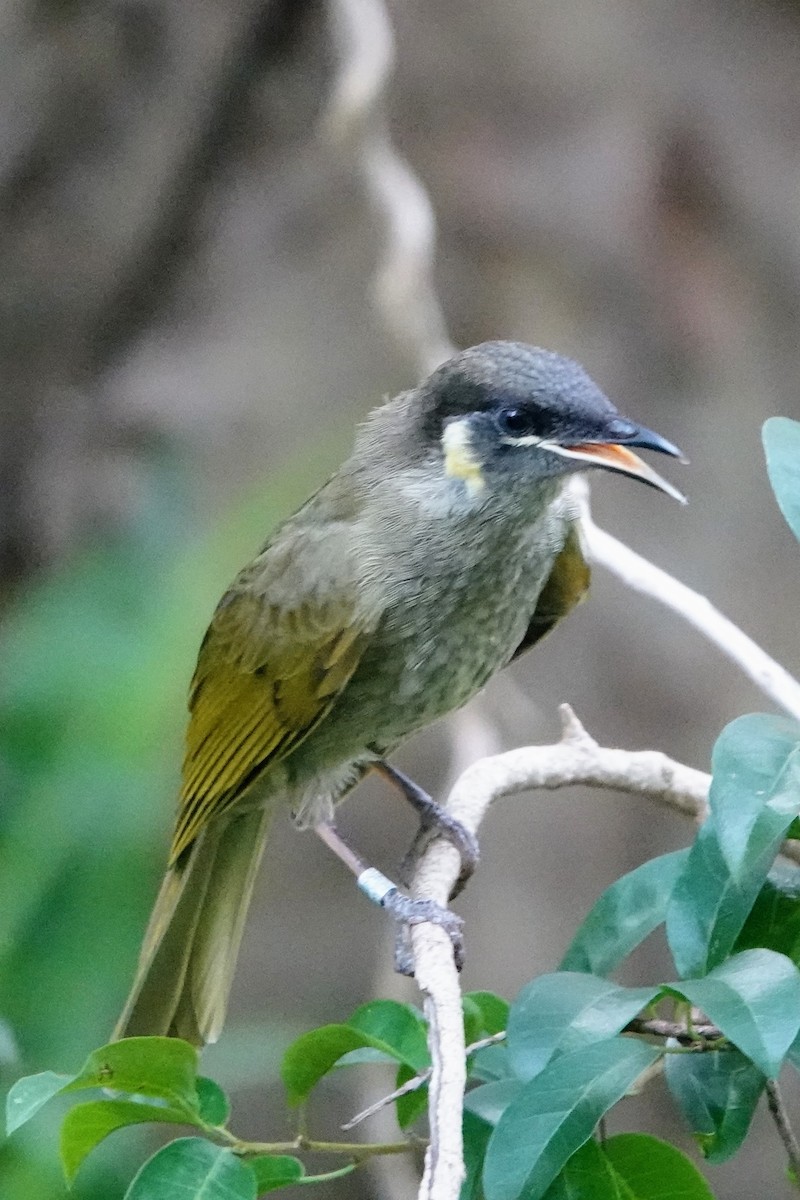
[[113, 807, 272, 1046]]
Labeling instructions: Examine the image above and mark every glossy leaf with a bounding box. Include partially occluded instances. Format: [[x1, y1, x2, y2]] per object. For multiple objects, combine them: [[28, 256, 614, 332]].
[[734, 866, 800, 964], [469, 1043, 512, 1084], [541, 1139, 621, 1200], [463, 997, 486, 1046], [763, 417, 800, 543], [281, 1005, 428, 1107], [544, 1134, 716, 1200], [395, 1061, 428, 1129], [482, 1038, 662, 1200], [60, 1099, 190, 1183], [462, 1110, 493, 1200], [665, 1048, 765, 1163], [465, 992, 510, 1037], [668, 949, 800, 1078], [5, 1070, 72, 1134], [603, 1133, 715, 1198], [282, 1027, 369, 1106], [195, 1077, 230, 1127], [124, 1138, 257, 1199], [64, 1037, 200, 1112], [561, 851, 688, 977], [248, 1155, 305, 1192], [667, 714, 800, 977], [346, 1000, 429, 1071], [463, 1080, 523, 1126], [6, 1037, 201, 1138], [507, 973, 659, 1081]]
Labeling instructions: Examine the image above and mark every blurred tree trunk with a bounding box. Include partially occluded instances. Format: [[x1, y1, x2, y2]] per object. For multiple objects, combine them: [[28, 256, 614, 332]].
[[0, 0, 323, 591]]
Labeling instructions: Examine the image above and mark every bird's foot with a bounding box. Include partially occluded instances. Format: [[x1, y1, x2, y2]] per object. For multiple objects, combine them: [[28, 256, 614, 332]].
[[375, 760, 479, 899], [383, 889, 465, 975]]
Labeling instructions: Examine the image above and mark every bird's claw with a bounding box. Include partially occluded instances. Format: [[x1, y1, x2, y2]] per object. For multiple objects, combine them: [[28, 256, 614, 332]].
[[400, 812, 480, 900], [381, 889, 465, 974]]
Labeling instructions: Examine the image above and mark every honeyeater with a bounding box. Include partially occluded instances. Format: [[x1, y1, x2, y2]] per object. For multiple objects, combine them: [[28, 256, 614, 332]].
[[114, 341, 683, 1046]]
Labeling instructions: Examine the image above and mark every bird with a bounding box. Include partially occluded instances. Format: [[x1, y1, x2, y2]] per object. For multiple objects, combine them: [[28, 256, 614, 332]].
[[114, 340, 684, 1047]]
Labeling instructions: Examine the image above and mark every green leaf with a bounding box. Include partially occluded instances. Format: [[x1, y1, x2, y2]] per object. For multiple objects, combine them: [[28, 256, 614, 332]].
[[395, 1061, 428, 1130], [196, 1077, 230, 1127], [667, 714, 800, 977], [5, 1039, 202, 1147], [506, 973, 659, 1081], [64, 1037, 200, 1112], [282, 1027, 367, 1105], [281, 1007, 429, 1107], [248, 1155, 305, 1192], [602, 1133, 715, 1198], [544, 1135, 716, 1200], [668, 949, 800, 1077], [482, 1038, 662, 1200], [465, 992, 510, 1037], [469, 1043, 512, 1083], [124, 1137, 257, 1199], [463, 998, 486, 1046], [763, 417, 800, 543], [734, 866, 800, 964], [665, 1048, 765, 1162], [541, 1139, 622, 1200], [5, 1070, 73, 1134], [60, 1099, 191, 1184], [463, 1080, 523, 1126], [347, 1000, 430, 1072], [561, 851, 688, 977], [462, 1110, 493, 1200]]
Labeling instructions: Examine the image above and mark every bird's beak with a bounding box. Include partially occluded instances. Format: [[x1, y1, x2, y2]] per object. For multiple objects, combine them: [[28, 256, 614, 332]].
[[541, 425, 688, 504]]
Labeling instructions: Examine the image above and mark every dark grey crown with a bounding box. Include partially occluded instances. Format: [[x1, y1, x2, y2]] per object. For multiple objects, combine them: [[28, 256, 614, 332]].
[[418, 341, 632, 447]]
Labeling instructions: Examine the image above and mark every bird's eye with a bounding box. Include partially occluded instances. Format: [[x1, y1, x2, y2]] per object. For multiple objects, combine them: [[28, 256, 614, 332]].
[[497, 407, 535, 437]]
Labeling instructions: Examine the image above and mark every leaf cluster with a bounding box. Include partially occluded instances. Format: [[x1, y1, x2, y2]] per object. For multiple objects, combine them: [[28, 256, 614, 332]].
[[5, 418, 800, 1198]]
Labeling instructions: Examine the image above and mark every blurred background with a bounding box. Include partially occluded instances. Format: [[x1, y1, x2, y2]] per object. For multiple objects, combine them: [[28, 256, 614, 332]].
[[1, 0, 800, 1195]]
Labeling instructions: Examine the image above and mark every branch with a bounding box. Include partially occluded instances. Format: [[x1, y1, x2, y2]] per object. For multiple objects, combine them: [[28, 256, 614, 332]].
[[323, 0, 455, 376], [765, 1079, 800, 1183], [571, 480, 800, 723], [405, 705, 707, 1200], [405, 702, 800, 1197]]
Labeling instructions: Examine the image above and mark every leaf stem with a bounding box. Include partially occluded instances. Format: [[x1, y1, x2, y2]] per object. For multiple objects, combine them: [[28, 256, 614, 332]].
[[223, 1131, 421, 1162]]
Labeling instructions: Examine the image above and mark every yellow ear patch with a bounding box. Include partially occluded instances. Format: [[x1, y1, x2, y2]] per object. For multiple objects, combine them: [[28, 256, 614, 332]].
[[442, 419, 485, 494]]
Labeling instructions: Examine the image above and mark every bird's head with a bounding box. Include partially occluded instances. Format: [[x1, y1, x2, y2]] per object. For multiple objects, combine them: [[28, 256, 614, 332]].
[[414, 341, 686, 503]]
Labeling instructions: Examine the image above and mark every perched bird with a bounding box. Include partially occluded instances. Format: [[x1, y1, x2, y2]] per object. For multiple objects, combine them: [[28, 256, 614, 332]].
[[114, 341, 683, 1047]]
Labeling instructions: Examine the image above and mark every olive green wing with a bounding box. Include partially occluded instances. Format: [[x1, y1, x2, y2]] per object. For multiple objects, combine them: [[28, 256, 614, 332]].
[[510, 523, 590, 661], [171, 582, 370, 865]]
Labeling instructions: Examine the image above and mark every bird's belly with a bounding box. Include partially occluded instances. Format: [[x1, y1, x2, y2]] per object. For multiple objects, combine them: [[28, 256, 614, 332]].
[[290, 521, 565, 788]]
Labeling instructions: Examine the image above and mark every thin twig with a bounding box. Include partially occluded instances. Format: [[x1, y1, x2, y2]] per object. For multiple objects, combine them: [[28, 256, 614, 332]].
[[765, 1080, 800, 1184], [571, 480, 800, 723], [343, 1032, 507, 1131]]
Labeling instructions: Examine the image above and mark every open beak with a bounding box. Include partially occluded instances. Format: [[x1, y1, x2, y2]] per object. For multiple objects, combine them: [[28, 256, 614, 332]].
[[541, 426, 687, 504]]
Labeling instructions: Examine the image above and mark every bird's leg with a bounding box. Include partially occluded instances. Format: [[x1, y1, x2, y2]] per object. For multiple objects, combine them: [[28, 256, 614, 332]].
[[314, 820, 464, 974], [372, 760, 479, 899]]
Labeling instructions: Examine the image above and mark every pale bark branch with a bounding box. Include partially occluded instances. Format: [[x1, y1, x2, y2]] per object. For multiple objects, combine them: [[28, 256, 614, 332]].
[[571, 479, 800, 724]]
